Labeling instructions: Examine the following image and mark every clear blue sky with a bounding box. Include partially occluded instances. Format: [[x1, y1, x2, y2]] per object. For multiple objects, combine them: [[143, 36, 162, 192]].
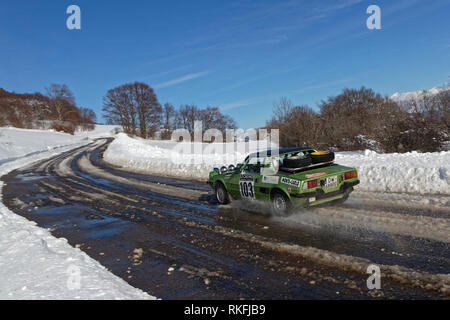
[[1, 0, 449, 128]]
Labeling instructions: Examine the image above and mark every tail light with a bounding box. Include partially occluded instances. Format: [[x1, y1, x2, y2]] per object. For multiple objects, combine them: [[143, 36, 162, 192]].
[[344, 171, 358, 180], [308, 180, 319, 188], [303, 179, 319, 190]]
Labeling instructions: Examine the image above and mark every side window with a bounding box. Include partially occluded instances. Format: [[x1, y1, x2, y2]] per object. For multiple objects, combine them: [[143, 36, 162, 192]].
[[261, 156, 280, 175], [243, 157, 264, 174]]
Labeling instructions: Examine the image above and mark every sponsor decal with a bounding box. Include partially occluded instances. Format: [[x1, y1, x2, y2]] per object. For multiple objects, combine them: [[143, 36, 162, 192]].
[[305, 172, 327, 179], [240, 174, 254, 182], [280, 177, 301, 188], [262, 175, 279, 184]]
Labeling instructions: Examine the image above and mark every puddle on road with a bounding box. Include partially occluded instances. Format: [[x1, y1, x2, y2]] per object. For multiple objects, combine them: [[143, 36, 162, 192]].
[[16, 173, 45, 183]]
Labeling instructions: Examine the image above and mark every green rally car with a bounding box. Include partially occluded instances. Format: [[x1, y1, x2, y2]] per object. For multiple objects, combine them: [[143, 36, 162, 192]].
[[208, 147, 360, 215]]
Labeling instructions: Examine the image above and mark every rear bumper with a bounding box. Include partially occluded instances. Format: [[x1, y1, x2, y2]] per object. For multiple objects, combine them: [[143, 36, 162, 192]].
[[291, 180, 360, 201]]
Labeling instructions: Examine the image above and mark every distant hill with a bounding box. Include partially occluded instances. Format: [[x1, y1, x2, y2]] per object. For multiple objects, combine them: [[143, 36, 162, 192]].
[[391, 87, 449, 113], [0, 88, 53, 128], [0, 88, 96, 132]]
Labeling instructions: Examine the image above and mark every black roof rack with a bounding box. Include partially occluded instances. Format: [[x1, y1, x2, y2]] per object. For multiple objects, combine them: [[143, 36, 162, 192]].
[[248, 146, 312, 158], [280, 161, 335, 174]]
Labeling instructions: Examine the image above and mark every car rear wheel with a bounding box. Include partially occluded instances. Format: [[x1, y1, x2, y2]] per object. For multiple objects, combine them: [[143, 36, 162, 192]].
[[271, 191, 291, 216], [215, 182, 230, 205]]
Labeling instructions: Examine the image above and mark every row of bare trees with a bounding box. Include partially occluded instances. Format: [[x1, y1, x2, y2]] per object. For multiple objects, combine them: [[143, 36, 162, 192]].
[[0, 85, 97, 133], [267, 87, 450, 153], [102, 82, 237, 139]]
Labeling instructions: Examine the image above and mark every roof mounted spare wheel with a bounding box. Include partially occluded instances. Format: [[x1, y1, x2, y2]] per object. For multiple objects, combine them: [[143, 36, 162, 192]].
[[311, 151, 335, 164], [283, 154, 312, 168]]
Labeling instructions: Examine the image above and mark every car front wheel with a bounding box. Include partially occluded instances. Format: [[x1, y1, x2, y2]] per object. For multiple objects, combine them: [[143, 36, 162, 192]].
[[215, 182, 230, 205]]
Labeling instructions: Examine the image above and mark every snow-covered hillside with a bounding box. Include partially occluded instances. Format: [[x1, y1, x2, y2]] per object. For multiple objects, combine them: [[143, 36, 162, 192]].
[[105, 134, 450, 195], [391, 87, 449, 113], [0, 126, 154, 300]]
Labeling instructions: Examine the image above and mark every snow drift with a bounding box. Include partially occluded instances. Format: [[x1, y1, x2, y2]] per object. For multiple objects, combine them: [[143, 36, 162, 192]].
[[0, 125, 121, 162], [104, 133, 276, 180], [336, 150, 450, 195], [0, 126, 154, 299], [105, 134, 450, 195]]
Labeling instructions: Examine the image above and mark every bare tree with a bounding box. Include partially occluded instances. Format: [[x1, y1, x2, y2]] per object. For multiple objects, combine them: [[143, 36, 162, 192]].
[[267, 99, 320, 148], [268, 97, 294, 126], [46, 84, 77, 122], [132, 82, 162, 138], [436, 89, 450, 131], [103, 86, 135, 134], [268, 87, 448, 152], [102, 82, 162, 138], [79, 107, 97, 131], [198, 107, 236, 132], [318, 87, 394, 149], [160, 103, 176, 139], [175, 104, 236, 138], [176, 104, 199, 132], [162, 103, 176, 130]]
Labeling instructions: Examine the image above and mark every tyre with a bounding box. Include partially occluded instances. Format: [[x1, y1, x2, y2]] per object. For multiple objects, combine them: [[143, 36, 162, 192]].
[[271, 191, 291, 216], [215, 182, 230, 205], [310, 151, 335, 164], [283, 155, 312, 168]]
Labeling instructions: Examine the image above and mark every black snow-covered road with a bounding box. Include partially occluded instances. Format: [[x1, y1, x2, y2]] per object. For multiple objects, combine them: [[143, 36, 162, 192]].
[[2, 138, 449, 299]]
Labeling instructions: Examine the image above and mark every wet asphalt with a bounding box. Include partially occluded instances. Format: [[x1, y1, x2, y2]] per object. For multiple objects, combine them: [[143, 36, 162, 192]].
[[1, 139, 449, 299]]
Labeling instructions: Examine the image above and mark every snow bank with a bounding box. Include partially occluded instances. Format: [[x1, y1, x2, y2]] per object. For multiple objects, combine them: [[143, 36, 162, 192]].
[[74, 125, 122, 140], [0, 125, 121, 162], [0, 126, 154, 300], [105, 134, 450, 195], [336, 150, 450, 195], [104, 133, 276, 180], [0, 198, 152, 300]]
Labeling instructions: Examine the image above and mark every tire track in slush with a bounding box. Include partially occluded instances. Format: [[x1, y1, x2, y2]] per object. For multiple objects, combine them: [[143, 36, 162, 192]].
[[76, 142, 450, 275], [2, 138, 449, 298], [33, 139, 447, 292]]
